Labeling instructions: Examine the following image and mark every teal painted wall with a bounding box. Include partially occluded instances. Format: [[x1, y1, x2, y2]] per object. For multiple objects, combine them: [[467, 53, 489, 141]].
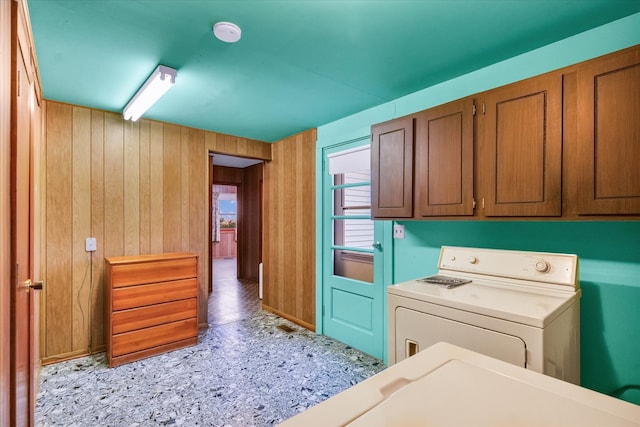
[[316, 13, 640, 403]]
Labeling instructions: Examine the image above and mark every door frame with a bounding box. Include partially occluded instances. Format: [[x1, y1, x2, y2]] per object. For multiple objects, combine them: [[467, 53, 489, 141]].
[[207, 153, 264, 293], [315, 137, 393, 363]]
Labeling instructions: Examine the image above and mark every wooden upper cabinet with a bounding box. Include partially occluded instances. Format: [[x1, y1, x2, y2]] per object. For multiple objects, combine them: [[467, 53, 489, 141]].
[[479, 73, 563, 216], [371, 116, 414, 218], [576, 47, 640, 215], [415, 98, 475, 216]]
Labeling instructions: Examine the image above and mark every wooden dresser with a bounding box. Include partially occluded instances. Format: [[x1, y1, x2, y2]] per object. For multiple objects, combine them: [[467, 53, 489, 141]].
[[104, 252, 199, 367]]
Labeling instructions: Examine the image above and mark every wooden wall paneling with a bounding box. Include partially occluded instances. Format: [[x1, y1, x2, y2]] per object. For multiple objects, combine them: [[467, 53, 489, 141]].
[[45, 102, 74, 357], [34, 93, 47, 362], [249, 140, 263, 159], [249, 164, 262, 281], [276, 138, 285, 313], [205, 131, 218, 152], [263, 157, 271, 303], [31, 108, 44, 401], [262, 141, 272, 160], [138, 120, 151, 255], [149, 121, 164, 253], [240, 163, 263, 282], [123, 120, 140, 256], [90, 110, 105, 351], [103, 112, 125, 259], [270, 140, 284, 311], [0, 0, 11, 421], [222, 134, 238, 154], [39, 102, 274, 360], [186, 128, 207, 326], [236, 136, 247, 157], [302, 131, 316, 323], [276, 140, 286, 313], [262, 150, 273, 305], [237, 179, 245, 276], [180, 128, 191, 251], [263, 129, 316, 330], [212, 165, 243, 184], [71, 106, 92, 353], [293, 135, 304, 320], [203, 129, 272, 162], [266, 153, 275, 305], [163, 124, 182, 252]]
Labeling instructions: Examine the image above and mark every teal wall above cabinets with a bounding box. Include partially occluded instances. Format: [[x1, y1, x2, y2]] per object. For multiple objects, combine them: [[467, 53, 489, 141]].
[[317, 13, 640, 404]]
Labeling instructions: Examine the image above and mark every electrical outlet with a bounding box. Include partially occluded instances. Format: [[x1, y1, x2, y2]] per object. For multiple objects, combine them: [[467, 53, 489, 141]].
[[393, 223, 405, 239], [85, 237, 97, 252]]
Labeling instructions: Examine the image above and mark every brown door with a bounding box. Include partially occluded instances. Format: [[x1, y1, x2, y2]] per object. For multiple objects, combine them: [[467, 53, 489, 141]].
[[371, 116, 414, 218], [11, 1, 38, 424], [415, 97, 475, 217], [479, 73, 562, 217], [577, 47, 640, 214]]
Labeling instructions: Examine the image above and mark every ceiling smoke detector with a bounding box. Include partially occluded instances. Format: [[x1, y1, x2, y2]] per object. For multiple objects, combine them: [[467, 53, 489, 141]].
[[213, 21, 242, 43]]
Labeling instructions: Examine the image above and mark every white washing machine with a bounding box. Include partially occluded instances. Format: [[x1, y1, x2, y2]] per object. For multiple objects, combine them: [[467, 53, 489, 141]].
[[279, 342, 640, 426], [388, 246, 581, 384]]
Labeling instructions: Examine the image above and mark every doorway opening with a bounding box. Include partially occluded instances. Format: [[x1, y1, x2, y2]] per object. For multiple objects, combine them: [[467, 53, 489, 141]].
[[208, 153, 264, 326]]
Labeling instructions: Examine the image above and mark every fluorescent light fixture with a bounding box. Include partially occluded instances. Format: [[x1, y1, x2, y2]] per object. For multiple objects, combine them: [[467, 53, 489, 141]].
[[123, 65, 177, 121]]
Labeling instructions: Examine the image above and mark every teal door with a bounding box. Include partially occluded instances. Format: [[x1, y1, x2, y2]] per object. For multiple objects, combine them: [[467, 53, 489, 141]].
[[320, 139, 387, 360]]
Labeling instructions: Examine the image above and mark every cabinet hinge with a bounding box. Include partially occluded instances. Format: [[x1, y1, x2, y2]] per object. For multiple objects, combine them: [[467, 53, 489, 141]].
[[472, 103, 476, 116], [17, 70, 20, 97], [482, 102, 486, 114], [472, 198, 476, 209]]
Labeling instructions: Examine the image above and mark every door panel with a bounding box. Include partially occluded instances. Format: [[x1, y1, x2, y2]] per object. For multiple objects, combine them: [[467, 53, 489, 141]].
[[11, 1, 42, 422], [577, 48, 640, 214], [371, 117, 414, 218], [11, 10, 33, 425], [323, 140, 385, 359], [415, 98, 474, 216], [481, 74, 562, 216]]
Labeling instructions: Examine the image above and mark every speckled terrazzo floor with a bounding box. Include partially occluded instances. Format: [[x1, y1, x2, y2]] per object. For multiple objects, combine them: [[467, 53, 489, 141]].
[[35, 259, 385, 426]]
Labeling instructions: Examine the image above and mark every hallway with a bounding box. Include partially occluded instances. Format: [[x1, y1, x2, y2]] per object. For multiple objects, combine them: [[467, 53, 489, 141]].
[[208, 258, 261, 326], [35, 261, 384, 426]]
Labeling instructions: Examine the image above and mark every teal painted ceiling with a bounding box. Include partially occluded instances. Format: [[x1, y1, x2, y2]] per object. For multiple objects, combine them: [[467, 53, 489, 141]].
[[28, 0, 640, 142]]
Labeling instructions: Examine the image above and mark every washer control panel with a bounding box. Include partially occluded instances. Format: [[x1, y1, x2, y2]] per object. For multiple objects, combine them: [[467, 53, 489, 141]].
[[438, 246, 578, 288]]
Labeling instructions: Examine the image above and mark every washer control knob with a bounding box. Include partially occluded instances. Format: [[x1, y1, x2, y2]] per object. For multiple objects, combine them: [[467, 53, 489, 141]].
[[535, 260, 550, 273], [467, 256, 478, 264]]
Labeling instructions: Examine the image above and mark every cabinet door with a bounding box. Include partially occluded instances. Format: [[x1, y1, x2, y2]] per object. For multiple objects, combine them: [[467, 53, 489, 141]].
[[415, 98, 474, 216], [371, 116, 414, 218], [480, 74, 562, 216], [577, 47, 640, 214]]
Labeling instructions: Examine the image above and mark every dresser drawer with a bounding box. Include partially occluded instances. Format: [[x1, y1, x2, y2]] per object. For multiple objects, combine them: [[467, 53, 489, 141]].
[[112, 318, 198, 357], [112, 298, 197, 334], [110, 257, 197, 288], [112, 278, 197, 311]]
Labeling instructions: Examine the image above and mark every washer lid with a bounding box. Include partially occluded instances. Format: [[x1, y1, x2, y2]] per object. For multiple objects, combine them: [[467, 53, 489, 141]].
[[388, 279, 580, 328], [279, 343, 640, 427], [349, 349, 639, 427]]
